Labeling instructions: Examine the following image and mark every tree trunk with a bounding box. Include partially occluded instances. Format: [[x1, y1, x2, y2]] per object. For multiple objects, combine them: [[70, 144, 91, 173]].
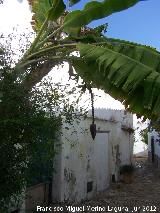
[[22, 61, 56, 91]]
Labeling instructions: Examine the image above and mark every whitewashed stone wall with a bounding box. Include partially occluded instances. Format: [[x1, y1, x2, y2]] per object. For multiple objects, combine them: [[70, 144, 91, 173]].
[[148, 130, 160, 156], [148, 130, 160, 167], [52, 108, 133, 203]]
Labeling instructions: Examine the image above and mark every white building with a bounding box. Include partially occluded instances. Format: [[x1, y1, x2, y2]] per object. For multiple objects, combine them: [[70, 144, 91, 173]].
[[148, 129, 160, 167], [52, 108, 134, 203]]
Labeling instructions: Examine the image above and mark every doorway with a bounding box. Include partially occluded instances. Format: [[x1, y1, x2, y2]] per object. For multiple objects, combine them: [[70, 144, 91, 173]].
[[95, 132, 109, 192]]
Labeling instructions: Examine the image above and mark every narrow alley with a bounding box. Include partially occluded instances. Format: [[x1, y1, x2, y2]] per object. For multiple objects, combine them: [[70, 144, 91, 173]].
[[80, 161, 160, 213]]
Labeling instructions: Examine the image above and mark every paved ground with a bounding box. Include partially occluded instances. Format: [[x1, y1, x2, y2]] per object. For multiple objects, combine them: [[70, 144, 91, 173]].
[[53, 161, 160, 213], [80, 162, 160, 213]]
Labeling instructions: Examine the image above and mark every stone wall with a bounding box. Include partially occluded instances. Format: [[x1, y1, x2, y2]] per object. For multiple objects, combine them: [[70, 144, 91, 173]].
[[25, 183, 49, 212], [148, 130, 160, 168], [52, 108, 134, 203]]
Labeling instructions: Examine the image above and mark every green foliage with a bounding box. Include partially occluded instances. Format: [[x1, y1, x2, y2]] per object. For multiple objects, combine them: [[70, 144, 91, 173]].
[[63, 0, 139, 35], [0, 66, 60, 210], [48, 0, 66, 21], [140, 128, 148, 145], [0, 56, 84, 210], [31, 0, 65, 32], [69, 0, 81, 7], [28, 0, 141, 37], [73, 42, 160, 120], [94, 23, 108, 35]]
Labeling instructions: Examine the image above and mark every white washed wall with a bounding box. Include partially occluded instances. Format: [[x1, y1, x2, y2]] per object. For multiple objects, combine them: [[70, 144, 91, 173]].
[[52, 109, 133, 203], [148, 130, 160, 157]]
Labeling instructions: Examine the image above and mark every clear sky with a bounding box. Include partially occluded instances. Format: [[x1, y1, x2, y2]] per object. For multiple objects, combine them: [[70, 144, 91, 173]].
[[68, 0, 160, 50]]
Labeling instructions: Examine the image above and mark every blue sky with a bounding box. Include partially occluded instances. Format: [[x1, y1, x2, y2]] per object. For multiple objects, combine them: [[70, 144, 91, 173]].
[[68, 0, 160, 50]]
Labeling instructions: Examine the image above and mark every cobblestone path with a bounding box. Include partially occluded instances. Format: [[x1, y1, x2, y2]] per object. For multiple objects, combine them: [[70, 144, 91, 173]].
[[53, 161, 160, 213], [80, 162, 160, 213]]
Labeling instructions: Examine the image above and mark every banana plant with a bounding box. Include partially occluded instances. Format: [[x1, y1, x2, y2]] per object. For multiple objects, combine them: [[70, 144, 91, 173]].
[[14, 0, 159, 121]]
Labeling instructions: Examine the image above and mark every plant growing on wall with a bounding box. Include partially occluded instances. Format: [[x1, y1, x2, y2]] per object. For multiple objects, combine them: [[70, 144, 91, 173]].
[[140, 128, 148, 145]]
